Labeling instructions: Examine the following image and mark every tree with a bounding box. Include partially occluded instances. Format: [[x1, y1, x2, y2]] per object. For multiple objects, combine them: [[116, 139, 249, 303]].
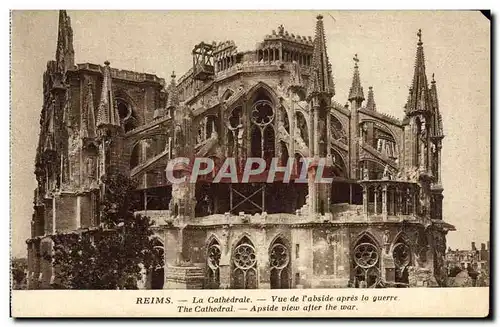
[[11, 257, 28, 289], [51, 172, 160, 289]]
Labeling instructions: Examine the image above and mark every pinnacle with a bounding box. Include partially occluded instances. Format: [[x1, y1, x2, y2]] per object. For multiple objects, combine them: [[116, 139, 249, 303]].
[[348, 53, 364, 102]]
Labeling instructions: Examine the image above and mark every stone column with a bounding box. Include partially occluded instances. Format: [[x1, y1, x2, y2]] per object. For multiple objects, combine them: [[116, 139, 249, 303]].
[[326, 111, 332, 157], [382, 184, 388, 220], [336, 227, 351, 287], [374, 186, 379, 215], [396, 188, 402, 215], [26, 242, 33, 289], [218, 227, 231, 289], [437, 142, 443, 185], [412, 188, 417, 215], [362, 185, 368, 220], [219, 264, 231, 289], [176, 225, 185, 264], [389, 188, 395, 215], [312, 102, 319, 156], [256, 227, 270, 289]]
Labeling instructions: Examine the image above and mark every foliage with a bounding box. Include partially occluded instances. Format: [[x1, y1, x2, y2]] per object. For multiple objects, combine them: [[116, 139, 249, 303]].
[[11, 257, 28, 289], [51, 172, 161, 289]]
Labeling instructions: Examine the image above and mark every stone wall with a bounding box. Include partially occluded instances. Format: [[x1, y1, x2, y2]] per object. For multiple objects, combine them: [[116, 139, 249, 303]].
[[55, 194, 77, 232]]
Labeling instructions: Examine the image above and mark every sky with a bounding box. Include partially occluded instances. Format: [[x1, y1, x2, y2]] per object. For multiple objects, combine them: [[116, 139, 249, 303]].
[[11, 10, 490, 257]]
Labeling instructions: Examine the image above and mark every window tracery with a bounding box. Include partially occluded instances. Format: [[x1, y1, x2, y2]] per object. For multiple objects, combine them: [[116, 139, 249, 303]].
[[352, 236, 381, 288], [393, 240, 411, 286], [330, 114, 347, 143], [231, 237, 257, 289], [295, 112, 309, 145], [206, 239, 221, 289], [196, 115, 218, 145], [117, 99, 137, 132], [270, 239, 290, 289], [226, 106, 243, 158], [250, 99, 275, 162]]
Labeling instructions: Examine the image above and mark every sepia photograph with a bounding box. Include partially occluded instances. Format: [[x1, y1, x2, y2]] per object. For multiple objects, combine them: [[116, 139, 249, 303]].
[[10, 10, 490, 317]]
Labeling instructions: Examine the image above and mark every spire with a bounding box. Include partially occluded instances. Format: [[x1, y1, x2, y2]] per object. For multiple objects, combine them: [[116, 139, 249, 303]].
[[366, 86, 376, 111], [405, 29, 431, 115], [96, 61, 120, 129], [166, 71, 179, 109], [430, 74, 444, 138], [309, 14, 335, 97], [81, 82, 97, 139], [348, 54, 364, 102], [55, 10, 75, 73]]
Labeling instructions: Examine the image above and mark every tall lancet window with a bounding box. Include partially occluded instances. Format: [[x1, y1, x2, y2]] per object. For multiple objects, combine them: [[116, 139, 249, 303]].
[[270, 237, 291, 289], [352, 234, 381, 288], [393, 235, 411, 287], [231, 237, 257, 289], [250, 90, 275, 164], [226, 106, 242, 158], [205, 238, 221, 289]]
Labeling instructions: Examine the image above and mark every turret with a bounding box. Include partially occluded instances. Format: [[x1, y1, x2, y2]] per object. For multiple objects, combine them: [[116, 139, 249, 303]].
[[96, 61, 124, 181], [55, 10, 75, 73], [80, 82, 97, 140], [348, 54, 364, 179], [365, 86, 376, 111], [308, 15, 335, 100], [96, 61, 120, 132], [403, 29, 433, 174], [166, 71, 179, 113], [306, 14, 335, 216]]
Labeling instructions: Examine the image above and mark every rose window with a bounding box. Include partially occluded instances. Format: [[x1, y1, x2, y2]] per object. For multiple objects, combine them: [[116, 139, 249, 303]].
[[233, 244, 257, 269], [354, 243, 379, 268], [270, 244, 289, 270]]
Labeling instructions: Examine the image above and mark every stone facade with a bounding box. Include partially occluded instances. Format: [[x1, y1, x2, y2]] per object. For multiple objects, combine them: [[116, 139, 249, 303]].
[[27, 11, 455, 289]]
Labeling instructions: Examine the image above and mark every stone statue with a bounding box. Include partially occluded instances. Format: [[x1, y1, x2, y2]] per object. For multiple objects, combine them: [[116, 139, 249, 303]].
[[289, 61, 302, 87], [383, 164, 390, 180], [363, 167, 369, 180], [278, 24, 284, 35], [384, 230, 391, 254]]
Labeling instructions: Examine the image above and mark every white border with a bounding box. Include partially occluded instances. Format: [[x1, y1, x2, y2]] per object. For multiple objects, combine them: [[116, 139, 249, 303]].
[[4, 1, 497, 325]]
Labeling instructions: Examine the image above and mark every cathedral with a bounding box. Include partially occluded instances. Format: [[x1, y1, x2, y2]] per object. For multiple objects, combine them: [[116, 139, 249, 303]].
[[26, 11, 455, 289]]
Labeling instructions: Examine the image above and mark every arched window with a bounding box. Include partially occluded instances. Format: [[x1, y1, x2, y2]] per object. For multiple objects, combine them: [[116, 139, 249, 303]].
[[173, 125, 184, 157], [250, 93, 275, 163], [330, 149, 346, 178], [279, 141, 289, 166], [226, 106, 242, 158], [270, 238, 290, 289], [374, 127, 397, 160], [130, 143, 141, 169], [196, 115, 218, 145], [222, 89, 234, 102], [231, 237, 257, 289], [116, 99, 138, 132], [360, 160, 387, 180], [151, 239, 165, 289], [205, 238, 221, 289], [279, 107, 290, 133], [393, 236, 411, 287], [295, 111, 309, 146], [352, 234, 381, 288], [130, 135, 168, 170], [330, 114, 347, 143]]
